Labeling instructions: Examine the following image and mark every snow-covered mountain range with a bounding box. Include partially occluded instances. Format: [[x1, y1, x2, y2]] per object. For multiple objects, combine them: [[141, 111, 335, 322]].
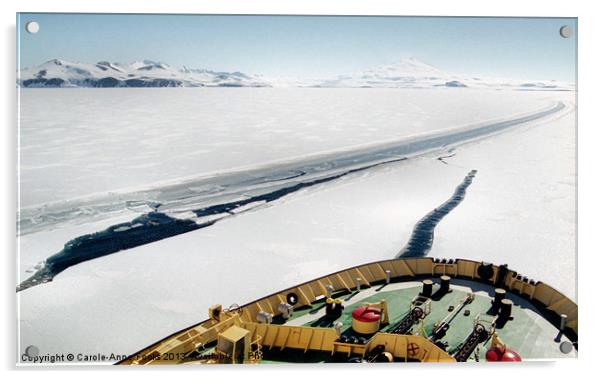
[[18, 59, 271, 88], [18, 57, 574, 90]]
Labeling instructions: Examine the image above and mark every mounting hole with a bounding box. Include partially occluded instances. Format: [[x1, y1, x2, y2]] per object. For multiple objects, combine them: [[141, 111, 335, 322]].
[[559, 341, 573, 354], [25, 345, 39, 358], [25, 21, 39, 34], [559, 25, 572, 39]]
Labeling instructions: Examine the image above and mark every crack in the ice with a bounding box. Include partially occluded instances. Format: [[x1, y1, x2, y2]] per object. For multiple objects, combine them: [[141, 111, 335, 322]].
[[16, 156, 407, 292], [397, 169, 477, 258], [17, 101, 566, 292], [437, 149, 457, 165], [18, 101, 566, 236]]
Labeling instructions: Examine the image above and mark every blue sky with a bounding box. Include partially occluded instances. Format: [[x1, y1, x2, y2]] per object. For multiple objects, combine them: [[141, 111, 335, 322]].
[[17, 14, 576, 81]]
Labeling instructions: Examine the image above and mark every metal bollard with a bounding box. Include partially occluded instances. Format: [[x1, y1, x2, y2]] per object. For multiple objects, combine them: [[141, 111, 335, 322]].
[[560, 314, 567, 331], [421, 279, 433, 298], [325, 284, 334, 298], [334, 321, 343, 336], [493, 288, 506, 306], [440, 275, 451, 293]]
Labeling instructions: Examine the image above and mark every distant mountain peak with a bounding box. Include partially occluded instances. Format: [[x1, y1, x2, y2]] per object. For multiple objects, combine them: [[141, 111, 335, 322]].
[[131, 60, 170, 70], [44, 58, 66, 66], [396, 57, 440, 68], [359, 57, 448, 79]]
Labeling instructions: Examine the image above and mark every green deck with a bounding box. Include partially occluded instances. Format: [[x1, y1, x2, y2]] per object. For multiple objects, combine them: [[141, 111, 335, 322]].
[[263, 279, 574, 362], [193, 278, 574, 363]]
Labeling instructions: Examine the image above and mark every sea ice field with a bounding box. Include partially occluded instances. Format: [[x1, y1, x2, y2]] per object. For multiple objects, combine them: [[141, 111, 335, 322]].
[[17, 88, 576, 362]]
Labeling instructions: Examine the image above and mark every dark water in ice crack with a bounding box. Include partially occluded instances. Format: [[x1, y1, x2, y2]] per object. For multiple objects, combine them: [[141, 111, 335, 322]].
[[397, 169, 477, 258]]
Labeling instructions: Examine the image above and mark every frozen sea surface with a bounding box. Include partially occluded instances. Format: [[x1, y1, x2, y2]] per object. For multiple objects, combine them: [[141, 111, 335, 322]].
[[19, 88, 557, 208], [17, 88, 575, 363], [431, 95, 576, 299]]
